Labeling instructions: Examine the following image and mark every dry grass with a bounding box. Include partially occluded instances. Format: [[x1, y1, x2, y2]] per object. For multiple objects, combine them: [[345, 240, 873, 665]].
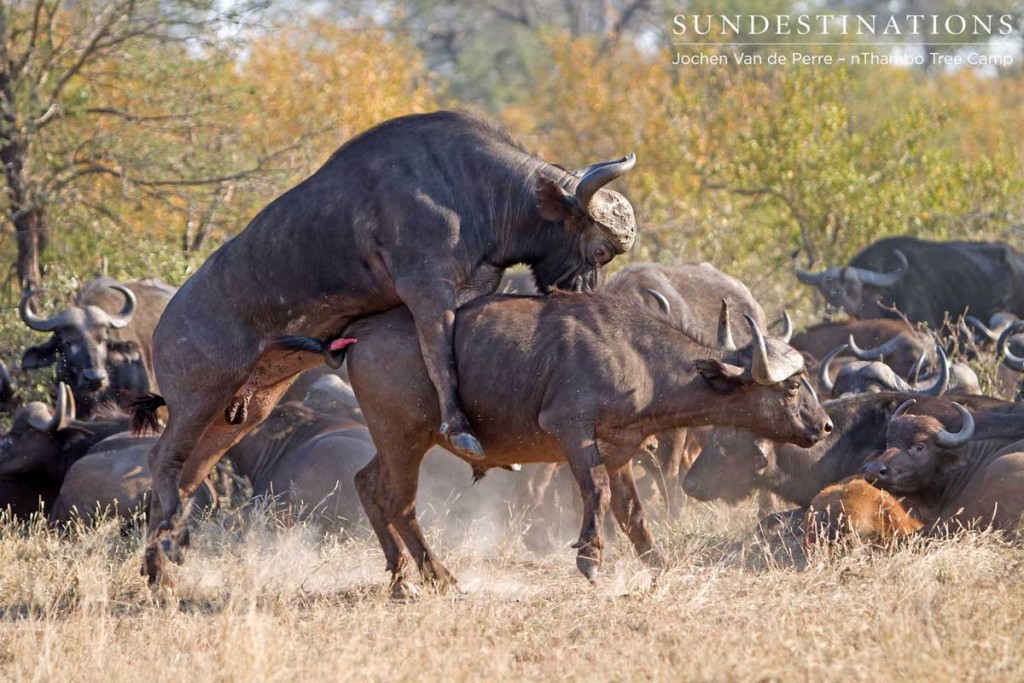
[[0, 500, 1022, 682]]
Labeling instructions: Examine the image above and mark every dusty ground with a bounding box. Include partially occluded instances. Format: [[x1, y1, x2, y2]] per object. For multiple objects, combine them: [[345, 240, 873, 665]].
[[0, 498, 1022, 682]]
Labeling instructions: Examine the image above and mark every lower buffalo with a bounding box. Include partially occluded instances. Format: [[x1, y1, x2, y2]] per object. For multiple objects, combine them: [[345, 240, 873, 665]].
[[339, 290, 830, 595], [864, 400, 1024, 533]]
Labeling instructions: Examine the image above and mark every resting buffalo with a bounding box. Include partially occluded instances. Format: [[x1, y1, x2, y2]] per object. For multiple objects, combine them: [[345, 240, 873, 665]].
[[225, 401, 373, 529], [796, 237, 1024, 327], [337, 291, 831, 595], [52, 433, 215, 528], [864, 400, 1024, 533], [0, 384, 130, 517], [20, 277, 175, 417], [683, 393, 1004, 509], [139, 111, 637, 583], [804, 476, 923, 550], [815, 343, 977, 398]]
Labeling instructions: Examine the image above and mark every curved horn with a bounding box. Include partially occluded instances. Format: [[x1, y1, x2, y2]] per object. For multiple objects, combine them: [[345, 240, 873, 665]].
[[817, 344, 847, 396], [28, 382, 68, 432], [997, 322, 1024, 372], [573, 153, 636, 215], [893, 398, 917, 419], [745, 314, 779, 385], [912, 345, 948, 397], [795, 268, 828, 285], [18, 289, 61, 332], [645, 289, 671, 316], [907, 349, 927, 384], [843, 249, 908, 288], [105, 285, 136, 329], [718, 300, 736, 351], [966, 315, 1000, 343], [777, 310, 793, 343], [935, 402, 975, 448], [847, 333, 908, 361]]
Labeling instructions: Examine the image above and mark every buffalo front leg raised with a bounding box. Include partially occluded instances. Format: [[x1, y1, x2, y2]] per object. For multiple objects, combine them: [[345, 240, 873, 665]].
[[544, 422, 611, 581], [394, 277, 484, 461]]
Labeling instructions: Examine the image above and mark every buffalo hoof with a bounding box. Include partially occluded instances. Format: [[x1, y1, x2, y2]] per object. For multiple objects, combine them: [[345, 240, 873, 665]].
[[576, 554, 601, 583], [642, 548, 668, 572], [440, 424, 485, 461], [225, 395, 249, 425], [141, 541, 176, 589]]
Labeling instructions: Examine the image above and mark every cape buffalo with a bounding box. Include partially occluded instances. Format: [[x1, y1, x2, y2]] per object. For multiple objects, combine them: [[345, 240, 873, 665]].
[[804, 476, 923, 550], [796, 237, 1024, 327], [682, 393, 1002, 509], [338, 291, 831, 595], [864, 400, 1024, 533], [815, 343, 967, 398], [52, 433, 216, 527], [139, 111, 637, 583], [225, 401, 373, 529], [20, 277, 176, 417], [0, 384, 130, 517]]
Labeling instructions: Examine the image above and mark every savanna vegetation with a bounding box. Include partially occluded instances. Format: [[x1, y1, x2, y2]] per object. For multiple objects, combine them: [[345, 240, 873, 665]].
[[0, 1, 1023, 679]]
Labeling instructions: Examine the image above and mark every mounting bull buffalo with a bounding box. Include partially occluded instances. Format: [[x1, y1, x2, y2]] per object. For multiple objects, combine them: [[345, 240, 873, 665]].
[[20, 277, 176, 418], [334, 291, 831, 596], [137, 110, 637, 584], [796, 237, 1024, 327]]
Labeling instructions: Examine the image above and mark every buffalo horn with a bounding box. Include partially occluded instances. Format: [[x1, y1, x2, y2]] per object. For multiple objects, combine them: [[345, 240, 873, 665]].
[[746, 315, 781, 385], [106, 285, 136, 329], [935, 402, 975, 448], [777, 310, 793, 343], [573, 153, 636, 215], [28, 382, 69, 432], [966, 315, 1001, 343], [843, 249, 908, 287], [907, 349, 927, 384], [795, 267, 832, 285], [997, 321, 1024, 372], [912, 345, 948, 397], [718, 300, 737, 351], [893, 398, 916, 418], [847, 333, 908, 361], [646, 289, 671, 316], [817, 344, 847, 396], [18, 289, 61, 332]]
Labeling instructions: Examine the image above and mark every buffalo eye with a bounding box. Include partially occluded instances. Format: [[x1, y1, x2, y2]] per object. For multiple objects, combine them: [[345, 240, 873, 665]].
[[753, 452, 769, 472], [593, 245, 611, 265], [914, 443, 926, 453], [65, 342, 81, 356]]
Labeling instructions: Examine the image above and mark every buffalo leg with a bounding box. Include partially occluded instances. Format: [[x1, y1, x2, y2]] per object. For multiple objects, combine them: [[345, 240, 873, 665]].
[[144, 354, 312, 584], [550, 429, 610, 581], [355, 455, 415, 596], [379, 445, 457, 592], [608, 466, 665, 570], [393, 277, 483, 461]]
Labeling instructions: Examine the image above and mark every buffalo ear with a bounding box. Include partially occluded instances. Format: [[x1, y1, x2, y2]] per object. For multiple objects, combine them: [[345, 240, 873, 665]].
[[107, 340, 141, 362], [22, 339, 59, 370], [535, 177, 573, 222], [696, 358, 748, 393], [938, 450, 968, 474], [57, 425, 94, 452]]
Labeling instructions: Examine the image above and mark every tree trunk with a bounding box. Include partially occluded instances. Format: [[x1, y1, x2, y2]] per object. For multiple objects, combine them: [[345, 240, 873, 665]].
[[0, 137, 44, 293]]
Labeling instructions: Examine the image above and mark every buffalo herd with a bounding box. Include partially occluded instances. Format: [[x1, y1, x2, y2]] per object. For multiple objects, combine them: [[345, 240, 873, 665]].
[[2, 111, 1024, 596]]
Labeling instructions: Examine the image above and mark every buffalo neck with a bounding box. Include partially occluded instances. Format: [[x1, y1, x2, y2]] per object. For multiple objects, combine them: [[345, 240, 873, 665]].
[[926, 413, 1024, 512], [618, 318, 736, 434]]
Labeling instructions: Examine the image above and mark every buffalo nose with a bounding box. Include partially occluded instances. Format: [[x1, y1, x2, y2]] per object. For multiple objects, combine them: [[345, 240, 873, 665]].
[[865, 461, 888, 481], [82, 368, 107, 389], [682, 475, 702, 499]]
